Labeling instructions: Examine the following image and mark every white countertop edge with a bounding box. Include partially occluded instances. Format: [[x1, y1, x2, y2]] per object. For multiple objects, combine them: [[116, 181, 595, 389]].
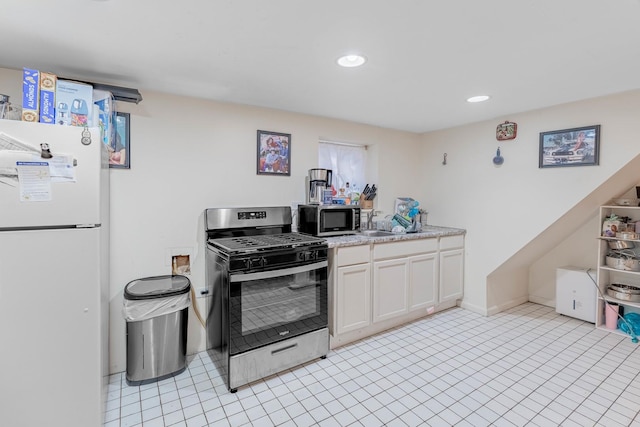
[[325, 226, 466, 248]]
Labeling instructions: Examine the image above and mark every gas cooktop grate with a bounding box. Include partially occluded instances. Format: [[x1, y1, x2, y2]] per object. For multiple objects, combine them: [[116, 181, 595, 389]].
[[209, 233, 325, 253]]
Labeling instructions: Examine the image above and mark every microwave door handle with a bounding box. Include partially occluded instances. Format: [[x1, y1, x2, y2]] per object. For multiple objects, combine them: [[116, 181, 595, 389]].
[[230, 260, 327, 283], [353, 208, 359, 230]]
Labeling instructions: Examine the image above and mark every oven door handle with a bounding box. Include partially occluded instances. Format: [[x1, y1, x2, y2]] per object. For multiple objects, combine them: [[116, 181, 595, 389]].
[[229, 261, 327, 283]]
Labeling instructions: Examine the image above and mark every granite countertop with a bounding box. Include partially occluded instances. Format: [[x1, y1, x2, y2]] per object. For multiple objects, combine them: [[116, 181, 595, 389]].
[[325, 225, 466, 248]]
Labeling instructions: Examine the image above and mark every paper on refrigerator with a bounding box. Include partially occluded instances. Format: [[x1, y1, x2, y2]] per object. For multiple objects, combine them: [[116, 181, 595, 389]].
[[0, 132, 76, 186]]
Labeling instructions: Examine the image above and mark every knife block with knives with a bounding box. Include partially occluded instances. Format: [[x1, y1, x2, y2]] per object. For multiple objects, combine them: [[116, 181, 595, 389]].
[[360, 184, 376, 209]]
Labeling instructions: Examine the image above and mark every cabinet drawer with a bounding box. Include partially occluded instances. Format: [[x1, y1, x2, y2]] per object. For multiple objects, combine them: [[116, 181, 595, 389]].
[[440, 235, 464, 250], [373, 238, 437, 260], [337, 245, 370, 267]]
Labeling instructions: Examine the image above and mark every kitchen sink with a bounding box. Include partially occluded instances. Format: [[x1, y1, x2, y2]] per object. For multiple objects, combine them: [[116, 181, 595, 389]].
[[359, 230, 395, 237]]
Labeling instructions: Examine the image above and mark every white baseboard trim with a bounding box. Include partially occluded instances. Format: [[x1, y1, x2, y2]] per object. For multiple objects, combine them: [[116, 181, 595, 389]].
[[459, 300, 489, 316], [528, 295, 555, 309], [486, 295, 529, 316]]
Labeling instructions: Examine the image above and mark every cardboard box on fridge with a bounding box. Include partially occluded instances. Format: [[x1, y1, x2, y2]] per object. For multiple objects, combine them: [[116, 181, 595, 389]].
[[55, 79, 93, 126], [39, 72, 57, 124], [93, 89, 115, 146], [22, 68, 39, 122]]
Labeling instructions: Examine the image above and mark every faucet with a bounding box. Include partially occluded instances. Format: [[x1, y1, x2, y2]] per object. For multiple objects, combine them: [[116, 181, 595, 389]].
[[366, 210, 376, 230]]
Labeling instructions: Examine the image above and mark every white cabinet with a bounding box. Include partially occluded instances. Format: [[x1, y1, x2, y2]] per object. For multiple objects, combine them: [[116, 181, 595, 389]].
[[372, 238, 438, 323], [334, 245, 371, 335], [330, 233, 464, 349], [439, 235, 464, 302], [409, 253, 437, 310], [372, 258, 409, 323], [596, 205, 640, 336]]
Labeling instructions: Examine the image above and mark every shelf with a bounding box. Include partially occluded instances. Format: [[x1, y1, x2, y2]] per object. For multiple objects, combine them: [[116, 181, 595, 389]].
[[599, 237, 640, 242], [596, 204, 640, 333], [595, 325, 633, 338], [598, 294, 640, 309], [598, 266, 640, 275]]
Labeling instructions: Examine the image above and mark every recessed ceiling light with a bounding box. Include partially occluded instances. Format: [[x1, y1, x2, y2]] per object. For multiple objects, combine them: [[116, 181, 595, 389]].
[[337, 54, 367, 68], [466, 95, 491, 103]]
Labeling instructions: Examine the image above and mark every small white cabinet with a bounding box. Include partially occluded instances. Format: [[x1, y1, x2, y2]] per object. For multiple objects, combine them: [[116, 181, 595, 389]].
[[334, 245, 371, 335], [372, 238, 438, 324], [372, 258, 409, 322], [439, 235, 464, 302], [409, 253, 437, 310]]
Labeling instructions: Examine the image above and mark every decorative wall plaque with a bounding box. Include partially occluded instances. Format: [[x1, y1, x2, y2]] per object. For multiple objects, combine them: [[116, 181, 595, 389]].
[[496, 121, 517, 141]]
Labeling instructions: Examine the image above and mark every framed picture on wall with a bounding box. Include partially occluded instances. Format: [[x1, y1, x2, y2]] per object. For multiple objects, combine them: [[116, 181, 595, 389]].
[[539, 125, 600, 168], [257, 130, 291, 176], [110, 112, 130, 169]]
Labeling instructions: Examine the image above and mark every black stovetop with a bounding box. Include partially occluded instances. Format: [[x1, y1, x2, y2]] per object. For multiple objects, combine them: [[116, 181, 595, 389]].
[[208, 232, 326, 254]]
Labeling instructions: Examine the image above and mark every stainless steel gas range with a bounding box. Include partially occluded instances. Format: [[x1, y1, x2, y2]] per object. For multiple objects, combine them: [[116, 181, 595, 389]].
[[204, 206, 329, 392]]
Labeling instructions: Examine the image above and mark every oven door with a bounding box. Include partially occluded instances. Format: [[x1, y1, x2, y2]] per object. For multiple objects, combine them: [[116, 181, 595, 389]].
[[228, 260, 328, 355]]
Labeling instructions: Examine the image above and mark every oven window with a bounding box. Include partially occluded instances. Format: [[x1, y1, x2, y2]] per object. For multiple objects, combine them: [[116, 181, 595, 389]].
[[243, 274, 319, 334], [323, 211, 348, 229], [229, 264, 327, 353]]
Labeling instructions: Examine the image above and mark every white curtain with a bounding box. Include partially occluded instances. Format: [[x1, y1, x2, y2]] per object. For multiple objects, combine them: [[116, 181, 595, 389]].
[[318, 142, 367, 193]]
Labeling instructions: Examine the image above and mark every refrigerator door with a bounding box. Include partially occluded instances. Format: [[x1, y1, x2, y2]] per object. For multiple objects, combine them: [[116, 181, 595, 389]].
[[0, 227, 106, 427], [0, 120, 105, 229]]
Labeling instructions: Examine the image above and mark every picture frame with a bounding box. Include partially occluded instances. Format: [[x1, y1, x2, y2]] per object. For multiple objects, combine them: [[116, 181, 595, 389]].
[[539, 125, 600, 168], [257, 130, 290, 176], [110, 112, 130, 169]]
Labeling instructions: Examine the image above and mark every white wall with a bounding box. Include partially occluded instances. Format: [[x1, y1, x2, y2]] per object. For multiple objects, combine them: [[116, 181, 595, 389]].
[[5, 63, 640, 375], [110, 93, 424, 373], [419, 90, 640, 315]]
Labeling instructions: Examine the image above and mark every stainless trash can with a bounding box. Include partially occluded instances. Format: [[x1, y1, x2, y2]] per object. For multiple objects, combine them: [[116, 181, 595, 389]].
[[123, 275, 191, 385]]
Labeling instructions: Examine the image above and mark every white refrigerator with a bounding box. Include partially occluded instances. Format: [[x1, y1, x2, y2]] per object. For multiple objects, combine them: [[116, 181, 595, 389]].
[[0, 119, 109, 427]]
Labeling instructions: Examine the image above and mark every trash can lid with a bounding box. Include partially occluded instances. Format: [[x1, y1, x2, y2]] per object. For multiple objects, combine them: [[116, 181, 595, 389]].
[[124, 275, 191, 300]]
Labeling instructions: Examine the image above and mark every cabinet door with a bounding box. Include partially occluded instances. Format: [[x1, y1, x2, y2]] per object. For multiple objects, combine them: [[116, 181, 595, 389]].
[[439, 249, 464, 302], [409, 253, 437, 311], [336, 264, 371, 335], [372, 258, 409, 323]]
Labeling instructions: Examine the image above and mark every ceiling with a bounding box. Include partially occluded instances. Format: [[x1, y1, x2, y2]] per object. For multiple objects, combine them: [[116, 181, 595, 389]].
[[2, 0, 640, 133]]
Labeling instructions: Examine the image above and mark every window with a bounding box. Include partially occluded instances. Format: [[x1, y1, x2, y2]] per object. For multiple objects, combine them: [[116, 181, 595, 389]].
[[318, 141, 367, 194]]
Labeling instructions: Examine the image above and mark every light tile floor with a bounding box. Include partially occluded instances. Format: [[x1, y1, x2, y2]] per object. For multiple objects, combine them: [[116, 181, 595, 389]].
[[104, 303, 640, 426]]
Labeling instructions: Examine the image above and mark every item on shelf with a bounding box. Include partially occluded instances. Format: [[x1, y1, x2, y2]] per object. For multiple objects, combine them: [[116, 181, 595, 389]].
[[605, 252, 640, 271], [609, 284, 640, 294], [618, 313, 640, 343], [606, 284, 640, 302], [612, 198, 640, 206], [608, 240, 635, 250], [602, 215, 622, 237], [616, 231, 639, 240], [605, 302, 620, 329]]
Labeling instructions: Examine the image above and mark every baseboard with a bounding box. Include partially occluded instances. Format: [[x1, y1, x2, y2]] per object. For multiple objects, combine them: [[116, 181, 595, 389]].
[[528, 295, 555, 309], [459, 299, 489, 316], [486, 295, 529, 316]]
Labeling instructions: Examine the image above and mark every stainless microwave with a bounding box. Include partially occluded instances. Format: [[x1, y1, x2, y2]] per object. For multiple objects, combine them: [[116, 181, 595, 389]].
[[298, 205, 361, 237]]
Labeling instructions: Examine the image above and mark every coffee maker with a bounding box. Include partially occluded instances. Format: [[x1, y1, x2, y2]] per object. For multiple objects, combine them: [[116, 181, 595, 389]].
[[306, 168, 332, 204]]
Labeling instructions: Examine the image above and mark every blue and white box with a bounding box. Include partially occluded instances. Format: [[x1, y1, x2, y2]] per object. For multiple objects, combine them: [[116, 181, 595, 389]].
[[22, 68, 40, 122]]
